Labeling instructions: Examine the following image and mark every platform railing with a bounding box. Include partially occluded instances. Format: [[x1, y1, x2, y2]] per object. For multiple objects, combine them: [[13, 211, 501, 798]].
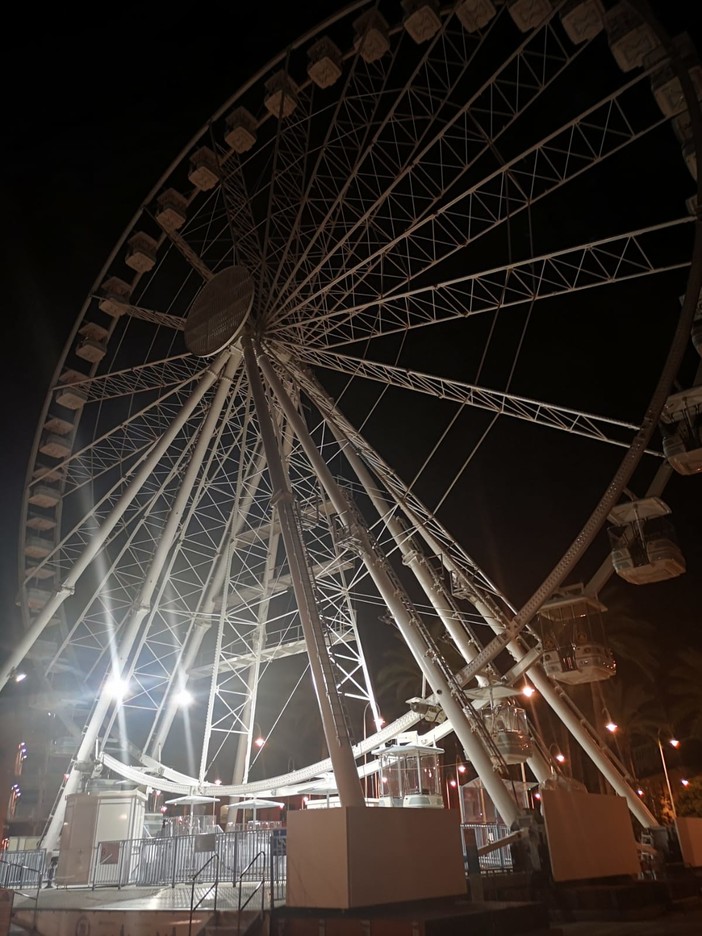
[[237, 849, 266, 932], [0, 850, 46, 887], [0, 860, 43, 931], [89, 828, 287, 894], [189, 853, 219, 936]]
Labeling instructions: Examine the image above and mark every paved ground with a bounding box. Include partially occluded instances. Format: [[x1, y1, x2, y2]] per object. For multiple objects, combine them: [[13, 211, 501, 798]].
[[11, 886, 702, 934], [13, 880, 273, 911], [554, 904, 702, 935]]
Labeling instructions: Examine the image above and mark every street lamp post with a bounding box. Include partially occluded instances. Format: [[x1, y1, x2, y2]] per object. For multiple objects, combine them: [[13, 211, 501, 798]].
[[657, 733, 680, 822]]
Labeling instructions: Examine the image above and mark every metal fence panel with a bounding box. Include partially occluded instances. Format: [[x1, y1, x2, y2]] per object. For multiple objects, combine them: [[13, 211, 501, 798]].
[[0, 851, 46, 888], [88, 830, 288, 894], [461, 823, 514, 871]]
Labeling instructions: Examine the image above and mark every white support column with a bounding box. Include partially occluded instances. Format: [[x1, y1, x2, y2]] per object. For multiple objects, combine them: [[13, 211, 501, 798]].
[[41, 350, 239, 852], [298, 366, 659, 828], [400, 499, 661, 828], [322, 421, 552, 785], [244, 339, 365, 809], [257, 347, 521, 827]]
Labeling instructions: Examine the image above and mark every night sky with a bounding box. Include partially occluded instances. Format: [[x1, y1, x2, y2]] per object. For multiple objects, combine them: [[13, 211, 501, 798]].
[[1, 0, 701, 701]]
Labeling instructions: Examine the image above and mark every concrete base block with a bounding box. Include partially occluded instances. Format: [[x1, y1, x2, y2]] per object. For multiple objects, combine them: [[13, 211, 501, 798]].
[[286, 807, 466, 909]]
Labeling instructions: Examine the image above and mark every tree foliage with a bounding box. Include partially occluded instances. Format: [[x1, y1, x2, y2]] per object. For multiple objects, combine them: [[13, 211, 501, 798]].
[[676, 775, 702, 818]]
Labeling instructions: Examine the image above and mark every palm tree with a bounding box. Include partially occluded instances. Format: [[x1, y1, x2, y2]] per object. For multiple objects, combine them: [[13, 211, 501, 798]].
[[668, 648, 702, 740], [601, 595, 662, 684], [600, 676, 665, 779], [375, 646, 425, 713]]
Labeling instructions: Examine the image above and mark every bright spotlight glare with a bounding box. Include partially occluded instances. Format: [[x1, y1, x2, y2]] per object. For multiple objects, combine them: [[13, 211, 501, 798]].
[[175, 689, 193, 707], [681, 779, 689, 787], [522, 685, 535, 698], [669, 738, 680, 748], [605, 722, 618, 733], [254, 736, 266, 748], [14, 672, 27, 683], [555, 754, 566, 763], [105, 676, 128, 700]]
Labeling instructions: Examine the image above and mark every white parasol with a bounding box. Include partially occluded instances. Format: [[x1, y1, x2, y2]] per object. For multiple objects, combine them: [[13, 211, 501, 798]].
[[231, 797, 284, 821], [164, 793, 220, 805]]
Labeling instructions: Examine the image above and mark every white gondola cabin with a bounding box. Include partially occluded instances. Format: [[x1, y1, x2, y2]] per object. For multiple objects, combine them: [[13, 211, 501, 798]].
[[374, 739, 444, 808], [660, 384, 702, 475], [483, 701, 532, 765], [608, 497, 685, 585], [537, 586, 615, 685]]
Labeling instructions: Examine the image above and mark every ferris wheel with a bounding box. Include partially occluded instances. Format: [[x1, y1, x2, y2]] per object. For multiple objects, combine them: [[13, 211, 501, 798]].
[[5, 0, 702, 851]]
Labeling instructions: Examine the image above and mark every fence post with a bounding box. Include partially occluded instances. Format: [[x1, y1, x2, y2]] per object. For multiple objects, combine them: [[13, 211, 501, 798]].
[[172, 836, 178, 888], [269, 833, 274, 910]]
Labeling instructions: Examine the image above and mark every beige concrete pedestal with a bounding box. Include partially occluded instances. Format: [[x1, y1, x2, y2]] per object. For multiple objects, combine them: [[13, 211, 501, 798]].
[[676, 817, 702, 868], [541, 789, 640, 882], [286, 807, 466, 909]]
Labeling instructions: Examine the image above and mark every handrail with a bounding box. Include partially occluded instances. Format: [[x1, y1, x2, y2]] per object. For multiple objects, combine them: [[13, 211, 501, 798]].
[[0, 860, 43, 932], [236, 849, 266, 933], [188, 853, 219, 936], [476, 828, 526, 857]]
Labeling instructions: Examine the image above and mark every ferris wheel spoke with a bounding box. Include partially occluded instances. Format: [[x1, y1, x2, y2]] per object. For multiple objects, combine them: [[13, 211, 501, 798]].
[[278, 218, 692, 347], [290, 346, 654, 451], [32, 377, 209, 500], [149, 186, 245, 285], [113, 303, 186, 331], [286, 364, 528, 607], [207, 147, 266, 279], [48, 353, 200, 409], [40, 372, 253, 677], [266, 7, 506, 318], [3, 350, 231, 701], [261, 42, 402, 319], [250, 79, 324, 314], [25, 416, 204, 591], [271, 9, 578, 325], [277, 70, 663, 327]]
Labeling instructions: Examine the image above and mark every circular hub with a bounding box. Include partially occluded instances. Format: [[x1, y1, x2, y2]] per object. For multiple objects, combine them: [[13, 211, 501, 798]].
[[184, 265, 254, 357]]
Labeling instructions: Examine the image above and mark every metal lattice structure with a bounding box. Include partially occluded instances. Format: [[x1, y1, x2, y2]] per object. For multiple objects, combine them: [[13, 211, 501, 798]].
[[4, 0, 702, 851]]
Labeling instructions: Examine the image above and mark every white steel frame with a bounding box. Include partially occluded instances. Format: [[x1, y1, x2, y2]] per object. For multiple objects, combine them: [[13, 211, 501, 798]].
[[5, 1, 702, 851]]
